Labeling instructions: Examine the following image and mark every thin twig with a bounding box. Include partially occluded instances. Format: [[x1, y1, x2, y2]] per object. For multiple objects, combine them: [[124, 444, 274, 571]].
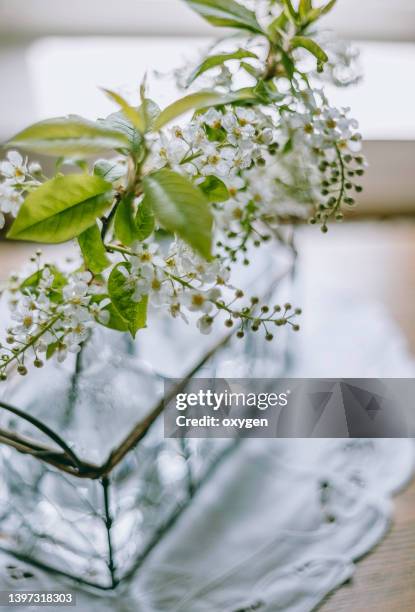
[[101, 476, 118, 588]]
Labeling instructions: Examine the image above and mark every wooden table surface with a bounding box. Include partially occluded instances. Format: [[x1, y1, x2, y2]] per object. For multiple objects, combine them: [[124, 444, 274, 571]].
[[1, 221, 414, 610], [321, 479, 415, 611]]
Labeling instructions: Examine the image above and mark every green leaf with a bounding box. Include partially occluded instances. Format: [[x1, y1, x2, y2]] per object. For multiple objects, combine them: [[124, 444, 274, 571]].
[[77, 223, 110, 273], [99, 112, 143, 155], [199, 176, 229, 203], [20, 269, 43, 290], [282, 137, 293, 155], [143, 169, 213, 260], [104, 304, 130, 332], [138, 99, 161, 131], [114, 193, 137, 246], [20, 265, 67, 301], [280, 52, 295, 79], [46, 342, 59, 360], [8, 116, 129, 157], [320, 0, 337, 15], [282, 0, 299, 24], [153, 89, 257, 130], [154, 92, 225, 130], [189, 49, 258, 83], [108, 263, 148, 337], [184, 0, 263, 33], [291, 36, 329, 64], [114, 193, 156, 246], [240, 61, 259, 78], [254, 80, 286, 103], [299, 0, 312, 19], [135, 198, 155, 241], [8, 174, 113, 243], [104, 91, 161, 136], [305, 0, 337, 23], [47, 268, 68, 298], [268, 10, 288, 39], [90, 294, 129, 332], [94, 159, 126, 183], [205, 124, 227, 142], [103, 89, 145, 133]]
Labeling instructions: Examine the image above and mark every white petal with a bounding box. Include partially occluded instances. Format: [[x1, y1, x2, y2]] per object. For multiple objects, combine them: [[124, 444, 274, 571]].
[[0, 161, 14, 177], [7, 151, 23, 166]]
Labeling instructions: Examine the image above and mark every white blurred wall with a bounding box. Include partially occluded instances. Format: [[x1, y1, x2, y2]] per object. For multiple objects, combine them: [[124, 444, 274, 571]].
[[0, 0, 414, 40]]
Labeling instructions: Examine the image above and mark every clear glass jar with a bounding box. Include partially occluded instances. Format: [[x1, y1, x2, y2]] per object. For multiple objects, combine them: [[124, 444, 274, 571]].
[[0, 242, 296, 589]]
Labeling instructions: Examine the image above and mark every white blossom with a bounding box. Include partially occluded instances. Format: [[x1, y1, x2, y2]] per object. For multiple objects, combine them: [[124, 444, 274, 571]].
[[183, 287, 221, 314], [222, 112, 256, 147], [28, 161, 42, 175], [0, 182, 24, 217], [152, 132, 188, 169], [0, 151, 27, 184], [197, 314, 214, 335], [202, 108, 223, 129], [89, 299, 111, 325], [11, 305, 39, 336]]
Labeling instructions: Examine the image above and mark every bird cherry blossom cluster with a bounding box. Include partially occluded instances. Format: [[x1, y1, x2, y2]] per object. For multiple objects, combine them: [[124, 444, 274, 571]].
[[0, 0, 365, 380], [282, 89, 365, 231], [147, 104, 298, 262], [0, 242, 300, 379], [0, 260, 108, 379], [0, 151, 42, 230]]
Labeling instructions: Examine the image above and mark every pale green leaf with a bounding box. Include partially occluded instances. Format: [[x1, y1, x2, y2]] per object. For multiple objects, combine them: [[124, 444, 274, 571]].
[[135, 198, 155, 241], [78, 223, 110, 273], [114, 193, 137, 246], [94, 159, 126, 183], [143, 169, 213, 260], [20, 265, 67, 302], [46, 343, 59, 360], [138, 99, 161, 131], [184, 0, 263, 33], [8, 116, 129, 157], [199, 176, 229, 203], [291, 36, 329, 64], [99, 112, 143, 155], [153, 89, 257, 130], [8, 174, 113, 243], [19, 269, 43, 290], [103, 89, 145, 133], [254, 80, 286, 103], [204, 124, 227, 142], [189, 49, 258, 83], [115, 193, 156, 245], [240, 61, 259, 78], [304, 0, 337, 23], [299, 0, 312, 19], [321, 0, 337, 16], [90, 294, 129, 332], [282, 0, 299, 23], [268, 10, 288, 39]]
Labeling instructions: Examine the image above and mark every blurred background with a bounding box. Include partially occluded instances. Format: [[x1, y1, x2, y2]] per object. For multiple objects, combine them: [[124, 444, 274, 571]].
[[0, 2, 414, 608]]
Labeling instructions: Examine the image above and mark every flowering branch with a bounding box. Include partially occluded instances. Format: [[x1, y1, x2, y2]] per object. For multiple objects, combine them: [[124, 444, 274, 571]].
[[0, 0, 365, 380]]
